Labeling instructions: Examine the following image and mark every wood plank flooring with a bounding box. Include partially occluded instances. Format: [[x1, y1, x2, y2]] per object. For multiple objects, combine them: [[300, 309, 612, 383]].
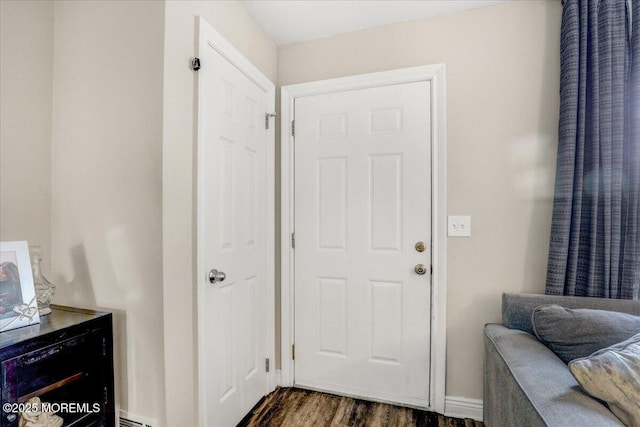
[[238, 388, 484, 427]]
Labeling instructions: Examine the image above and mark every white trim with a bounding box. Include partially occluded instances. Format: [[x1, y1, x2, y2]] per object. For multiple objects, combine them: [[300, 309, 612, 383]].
[[195, 17, 276, 427], [444, 396, 484, 422], [264, 72, 276, 395], [280, 64, 447, 413], [279, 87, 296, 388], [429, 65, 448, 415]]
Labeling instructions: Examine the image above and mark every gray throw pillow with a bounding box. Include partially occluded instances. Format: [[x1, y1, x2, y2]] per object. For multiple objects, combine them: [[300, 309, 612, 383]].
[[531, 304, 640, 364]]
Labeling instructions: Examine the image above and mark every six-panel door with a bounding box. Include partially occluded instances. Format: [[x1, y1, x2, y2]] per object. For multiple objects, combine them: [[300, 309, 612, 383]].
[[198, 39, 269, 426], [294, 82, 432, 407]]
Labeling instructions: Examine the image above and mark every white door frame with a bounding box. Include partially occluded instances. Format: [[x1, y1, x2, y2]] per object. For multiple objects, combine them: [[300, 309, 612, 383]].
[[195, 16, 276, 426], [280, 64, 447, 414]]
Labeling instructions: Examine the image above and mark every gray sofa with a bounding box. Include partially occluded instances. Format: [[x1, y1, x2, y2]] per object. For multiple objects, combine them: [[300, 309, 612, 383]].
[[484, 293, 640, 427]]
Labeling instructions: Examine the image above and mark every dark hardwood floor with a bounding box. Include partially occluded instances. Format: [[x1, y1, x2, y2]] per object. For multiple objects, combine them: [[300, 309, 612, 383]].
[[238, 387, 484, 427]]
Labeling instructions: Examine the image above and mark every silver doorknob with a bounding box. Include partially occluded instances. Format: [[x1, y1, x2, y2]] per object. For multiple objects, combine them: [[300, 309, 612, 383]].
[[415, 264, 427, 275], [208, 269, 226, 283]]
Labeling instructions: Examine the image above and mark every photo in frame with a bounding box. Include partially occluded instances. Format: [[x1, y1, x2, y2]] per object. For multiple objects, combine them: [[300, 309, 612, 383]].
[[0, 241, 40, 332]]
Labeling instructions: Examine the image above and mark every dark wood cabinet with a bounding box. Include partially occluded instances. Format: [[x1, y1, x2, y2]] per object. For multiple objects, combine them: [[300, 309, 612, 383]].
[[0, 306, 115, 427]]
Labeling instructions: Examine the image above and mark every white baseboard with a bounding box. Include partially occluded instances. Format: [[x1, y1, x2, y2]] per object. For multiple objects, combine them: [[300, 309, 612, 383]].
[[444, 396, 483, 421]]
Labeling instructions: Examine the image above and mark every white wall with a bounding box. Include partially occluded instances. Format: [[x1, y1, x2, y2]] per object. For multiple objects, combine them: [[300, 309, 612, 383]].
[[50, 1, 166, 424], [276, 0, 561, 401], [0, 1, 54, 271], [162, 2, 276, 426]]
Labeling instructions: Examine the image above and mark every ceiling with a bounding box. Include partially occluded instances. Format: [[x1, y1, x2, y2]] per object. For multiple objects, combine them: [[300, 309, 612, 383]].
[[239, 0, 509, 46]]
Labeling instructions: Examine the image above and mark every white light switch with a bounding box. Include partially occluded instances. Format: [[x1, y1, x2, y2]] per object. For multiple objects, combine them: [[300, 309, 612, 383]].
[[448, 215, 471, 237]]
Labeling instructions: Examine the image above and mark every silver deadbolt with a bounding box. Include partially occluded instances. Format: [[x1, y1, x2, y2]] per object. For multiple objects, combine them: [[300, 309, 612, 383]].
[[208, 269, 226, 284], [415, 241, 426, 252], [415, 264, 427, 275]]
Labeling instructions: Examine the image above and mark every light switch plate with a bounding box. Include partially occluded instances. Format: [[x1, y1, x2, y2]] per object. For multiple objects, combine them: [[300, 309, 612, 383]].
[[448, 215, 471, 237]]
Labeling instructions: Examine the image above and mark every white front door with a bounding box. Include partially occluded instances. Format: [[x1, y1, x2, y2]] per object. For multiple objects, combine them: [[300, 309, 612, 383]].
[[197, 21, 273, 427], [294, 82, 432, 407]]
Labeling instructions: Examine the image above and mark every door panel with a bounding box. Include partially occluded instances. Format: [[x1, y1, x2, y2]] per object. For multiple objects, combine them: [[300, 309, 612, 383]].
[[294, 82, 432, 407], [198, 39, 268, 426]]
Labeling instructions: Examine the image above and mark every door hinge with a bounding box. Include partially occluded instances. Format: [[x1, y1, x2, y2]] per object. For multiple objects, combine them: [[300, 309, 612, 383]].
[[291, 232, 295, 249], [291, 120, 295, 137], [291, 344, 295, 360], [265, 112, 277, 130], [265, 358, 270, 373], [191, 57, 201, 71], [431, 265, 433, 275]]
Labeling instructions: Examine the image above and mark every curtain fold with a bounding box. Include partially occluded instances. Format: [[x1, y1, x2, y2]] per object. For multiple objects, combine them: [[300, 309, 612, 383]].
[[546, 0, 640, 299]]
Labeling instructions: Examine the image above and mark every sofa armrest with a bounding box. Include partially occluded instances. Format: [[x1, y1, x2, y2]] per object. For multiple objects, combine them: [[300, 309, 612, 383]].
[[484, 324, 624, 427]]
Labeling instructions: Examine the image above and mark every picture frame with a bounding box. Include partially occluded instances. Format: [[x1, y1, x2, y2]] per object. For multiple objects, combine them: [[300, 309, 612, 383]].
[[0, 241, 40, 332]]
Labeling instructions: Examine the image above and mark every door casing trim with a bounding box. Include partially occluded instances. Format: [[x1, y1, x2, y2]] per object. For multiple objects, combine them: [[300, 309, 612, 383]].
[[280, 64, 447, 414], [195, 16, 276, 427]]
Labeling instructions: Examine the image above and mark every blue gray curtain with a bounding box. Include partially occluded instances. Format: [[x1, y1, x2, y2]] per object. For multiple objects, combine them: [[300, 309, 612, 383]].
[[546, 0, 640, 299]]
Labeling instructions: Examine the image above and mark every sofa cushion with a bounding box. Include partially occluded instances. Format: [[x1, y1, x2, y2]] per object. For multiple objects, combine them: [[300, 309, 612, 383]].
[[502, 293, 640, 335], [569, 333, 640, 427], [531, 304, 640, 364]]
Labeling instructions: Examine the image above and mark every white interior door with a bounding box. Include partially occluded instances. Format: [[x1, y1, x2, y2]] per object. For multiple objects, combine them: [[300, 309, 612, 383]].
[[197, 21, 273, 427], [294, 82, 432, 407]]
